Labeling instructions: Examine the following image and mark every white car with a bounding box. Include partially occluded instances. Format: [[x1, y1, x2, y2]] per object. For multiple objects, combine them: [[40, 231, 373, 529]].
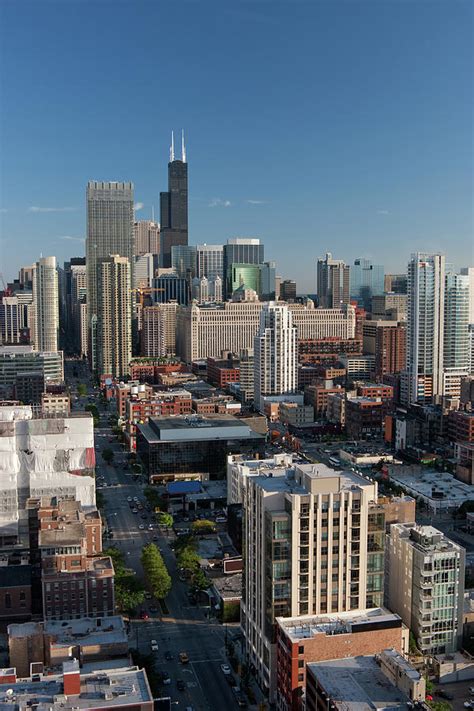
[[139, 524, 145, 530], [127, 496, 132, 502], [151, 640, 159, 652], [470, 689, 474, 696], [220, 663, 232, 675]]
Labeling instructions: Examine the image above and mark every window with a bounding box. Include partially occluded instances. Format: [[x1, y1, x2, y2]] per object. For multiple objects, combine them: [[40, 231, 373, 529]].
[[298, 673, 304, 682], [298, 660, 304, 668], [298, 646, 304, 654], [5, 593, 11, 609]]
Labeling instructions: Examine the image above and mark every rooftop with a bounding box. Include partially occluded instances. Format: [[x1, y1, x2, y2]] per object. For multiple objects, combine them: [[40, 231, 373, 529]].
[[211, 573, 243, 600], [9, 617, 127, 648], [0, 665, 152, 710], [276, 608, 402, 642], [307, 655, 409, 711], [138, 413, 264, 442], [388, 466, 474, 505]]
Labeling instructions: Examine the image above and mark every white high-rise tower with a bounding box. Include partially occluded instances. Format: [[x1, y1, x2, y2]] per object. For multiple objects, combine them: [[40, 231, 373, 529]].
[[404, 253, 445, 404], [254, 302, 297, 412], [32, 256, 59, 352]]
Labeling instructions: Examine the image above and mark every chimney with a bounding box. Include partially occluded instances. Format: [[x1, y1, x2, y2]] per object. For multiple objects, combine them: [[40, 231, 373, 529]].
[[62, 660, 80, 695]]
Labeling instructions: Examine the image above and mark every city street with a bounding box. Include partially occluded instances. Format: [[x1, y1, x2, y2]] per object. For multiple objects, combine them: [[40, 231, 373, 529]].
[[67, 361, 243, 710]]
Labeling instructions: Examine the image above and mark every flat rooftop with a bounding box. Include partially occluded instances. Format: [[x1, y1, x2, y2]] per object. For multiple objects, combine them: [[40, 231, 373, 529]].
[[8, 617, 127, 648], [307, 655, 409, 711], [0, 666, 152, 710], [277, 608, 402, 641], [389, 467, 474, 505], [138, 413, 264, 443]]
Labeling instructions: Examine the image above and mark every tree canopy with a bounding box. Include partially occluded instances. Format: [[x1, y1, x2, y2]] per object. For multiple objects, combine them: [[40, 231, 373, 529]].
[[141, 544, 172, 600]]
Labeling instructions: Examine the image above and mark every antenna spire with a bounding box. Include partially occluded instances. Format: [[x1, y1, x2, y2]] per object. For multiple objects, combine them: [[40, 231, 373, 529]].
[[181, 129, 186, 163], [170, 131, 175, 162]]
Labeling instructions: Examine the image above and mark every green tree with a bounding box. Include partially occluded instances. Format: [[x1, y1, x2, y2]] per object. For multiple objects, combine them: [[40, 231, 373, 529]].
[[102, 448, 114, 464], [77, 383, 87, 397], [103, 547, 145, 613], [158, 512, 173, 528], [191, 519, 216, 535], [144, 486, 166, 511], [177, 545, 200, 573], [141, 544, 172, 599], [191, 568, 209, 591]]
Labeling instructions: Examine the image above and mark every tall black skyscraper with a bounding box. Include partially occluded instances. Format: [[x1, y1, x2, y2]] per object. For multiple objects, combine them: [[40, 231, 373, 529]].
[[160, 131, 188, 267]]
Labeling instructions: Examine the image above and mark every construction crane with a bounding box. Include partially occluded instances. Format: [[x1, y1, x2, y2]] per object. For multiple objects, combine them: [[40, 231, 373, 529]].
[[0, 273, 11, 297], [130, 287, 165, 307]]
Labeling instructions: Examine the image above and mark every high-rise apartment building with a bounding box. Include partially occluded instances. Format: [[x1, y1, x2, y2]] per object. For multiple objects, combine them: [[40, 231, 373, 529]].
[[241, 461, 385, 700], [171, 244, 196, 278], [350, 258, 384, 309], [280, 280, 297, 303], [97, 256, 131, 378], [0, 295, 31, 344], [404, 253, 445, 404], [86, 181, 134, 370], [387, 524, 464, 655], [196, 244, 224, 281], [316, 252, 350, 308], [254, 302, 297, 412], [363, 320, 407, 378], [160, 132, 188, 267], [133, 219, 160, 256], [141, 306, 165, 356], [460, 267, 474, 324], [32, 257, 59, 352], [444, 272, 470, 372]]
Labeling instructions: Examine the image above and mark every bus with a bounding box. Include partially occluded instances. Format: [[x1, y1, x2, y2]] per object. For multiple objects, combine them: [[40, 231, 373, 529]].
[[329, 456, 340, 468]]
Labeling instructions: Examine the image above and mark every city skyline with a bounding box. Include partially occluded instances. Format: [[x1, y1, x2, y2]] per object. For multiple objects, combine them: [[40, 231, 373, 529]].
[[1, 1, 472, 288]]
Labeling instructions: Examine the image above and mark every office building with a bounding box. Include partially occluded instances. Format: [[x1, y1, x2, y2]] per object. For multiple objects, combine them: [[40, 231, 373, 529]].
[[254, 302, 297, 412], [241, 461, 386, 700], [8, 616, 128, 678], [19, 266, 34, 289], [136, 413, 265, 483], [0, 346, 63, 398], [227, 261, 275, 300], [0, 661, 154, 711], [280, 279, 296, 302], [387, 524, 465, 655], [171, 244, 196, 278], [460, 266, 474, 324], [404, 253, 445, 404], [371, 293, 407, 321], [196, 243, 224, 281], [133, 253, 156, 289], [350, 258, 384, 309], [32, 256, 59, 352], [0, 405, 95, 547], [210, 275, 223, 302], [154, 273, 190, 305], [384, 273, 407, 294], [305, 652, 423, 711], [160, 131, 188, 267], [133, 219, 160, 256], [0, 295, 31, 344], [316, 252, 350, 308], [86, 181, 134, 370], [192, 276, 209, 302], [276, 611, 408, 711], [176, 298, 355, 362], [223, 238, 264, 296], [97, 256, 131, 378]]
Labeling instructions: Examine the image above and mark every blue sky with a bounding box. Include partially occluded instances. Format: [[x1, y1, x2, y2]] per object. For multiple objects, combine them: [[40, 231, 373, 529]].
[[0, 0, 472, 291]]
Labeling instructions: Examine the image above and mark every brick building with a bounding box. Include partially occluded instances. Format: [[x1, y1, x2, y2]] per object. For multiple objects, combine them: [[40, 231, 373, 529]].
[[357, 383, 394, 401], [448, 410, 474, 443], [304, 382, 345, 417], [206, 356, 240, 388], [298, 338, 362, 366], [128, 359, 189, 384], [345, 397, 385, 439], [0, 565, 32, 623], [276, 609, 407, 711], [125, 389, 192, 450]]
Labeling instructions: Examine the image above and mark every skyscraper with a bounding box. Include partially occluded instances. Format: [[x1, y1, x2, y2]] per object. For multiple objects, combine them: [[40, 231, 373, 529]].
[[280, 279, 296, 302], [32, 256, 59, 352], [316, 252, 350, 308], [133, 220, 160, 256], [443, 272, 470, 391], [160, 131, 188, 268], [196, 244, 224, 281], [223, 238, 264, 297], [254, 302, 297, 412], [97, 255, 131, 378], [404, 253, 445, 404], [86, 181, 134, 370], [171, 244, 196, 278], [350, 258, 384, 309]]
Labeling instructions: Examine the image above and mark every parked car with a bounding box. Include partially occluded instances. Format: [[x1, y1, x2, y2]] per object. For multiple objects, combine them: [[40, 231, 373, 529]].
[[179, 652, 189, 664], [150, 640, 159, 652], [176, 679, 186, 691], [220, 663, 231, 675]]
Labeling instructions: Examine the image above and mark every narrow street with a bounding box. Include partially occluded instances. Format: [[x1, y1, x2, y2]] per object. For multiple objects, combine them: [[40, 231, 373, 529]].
[[67, 360, 242, 710]]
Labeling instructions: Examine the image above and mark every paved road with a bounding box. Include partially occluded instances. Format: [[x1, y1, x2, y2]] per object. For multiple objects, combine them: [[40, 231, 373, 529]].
[[65, 361, 243, 711]]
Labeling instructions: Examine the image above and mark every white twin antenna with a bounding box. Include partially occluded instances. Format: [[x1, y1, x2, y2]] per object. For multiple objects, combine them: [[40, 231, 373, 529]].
[[170, 131, 175, 162], [170, 129, 186, 162]]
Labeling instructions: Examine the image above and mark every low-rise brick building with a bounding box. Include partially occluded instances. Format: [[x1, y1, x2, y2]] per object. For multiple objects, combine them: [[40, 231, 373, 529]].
[[276, 608, 408, 711], [206, 356, 240, 388], [0, 565, 32, 623], [345, 397, 385, 439]]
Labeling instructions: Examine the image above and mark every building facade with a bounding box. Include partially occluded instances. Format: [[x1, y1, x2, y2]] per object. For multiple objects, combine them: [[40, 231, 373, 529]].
[[133, 219, 160, 256], [196, 244, 224, 281], [32, 257, 59, 352], [97, 255, 131, 378], [350, 258, 385, 309], [160, 132, 188, 267], [316, 252, 350, 308]]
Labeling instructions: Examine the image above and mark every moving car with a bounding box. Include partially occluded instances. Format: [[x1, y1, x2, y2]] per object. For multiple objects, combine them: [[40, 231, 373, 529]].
[[179, 652, 189, 664], [220, 664, 231, 675], [139, 611, 149, 620], [150, 639, 159, 652]]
